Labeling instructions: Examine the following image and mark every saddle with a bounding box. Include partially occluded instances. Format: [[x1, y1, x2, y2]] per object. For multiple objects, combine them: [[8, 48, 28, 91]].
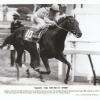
[[24, 27, 48, 42]]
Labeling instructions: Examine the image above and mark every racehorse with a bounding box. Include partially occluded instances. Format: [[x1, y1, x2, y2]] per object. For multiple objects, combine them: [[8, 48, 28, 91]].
[[0, 16, 82, 84]]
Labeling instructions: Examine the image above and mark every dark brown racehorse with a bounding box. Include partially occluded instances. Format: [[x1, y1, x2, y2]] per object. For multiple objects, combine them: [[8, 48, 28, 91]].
[[0, 16, 82, 83]]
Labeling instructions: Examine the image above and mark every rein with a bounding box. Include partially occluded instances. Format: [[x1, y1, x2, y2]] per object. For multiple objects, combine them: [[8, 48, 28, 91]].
[[56, 25, 68, 32]]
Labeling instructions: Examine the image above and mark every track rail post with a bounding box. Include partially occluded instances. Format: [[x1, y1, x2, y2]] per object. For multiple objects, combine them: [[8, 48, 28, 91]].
[[88, 55, 96, 85]]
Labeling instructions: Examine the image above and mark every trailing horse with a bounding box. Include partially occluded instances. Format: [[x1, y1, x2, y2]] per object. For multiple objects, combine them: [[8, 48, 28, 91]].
[[0, 16, 82, 83]]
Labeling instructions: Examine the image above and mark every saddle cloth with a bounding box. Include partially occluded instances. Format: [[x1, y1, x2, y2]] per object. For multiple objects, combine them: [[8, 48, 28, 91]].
[[24, 27, 48, 42]]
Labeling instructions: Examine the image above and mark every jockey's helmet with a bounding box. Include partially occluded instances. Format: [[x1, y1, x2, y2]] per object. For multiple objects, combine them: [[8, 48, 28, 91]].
[[13, 12, 20, 18], [50, 4, 59, 12]]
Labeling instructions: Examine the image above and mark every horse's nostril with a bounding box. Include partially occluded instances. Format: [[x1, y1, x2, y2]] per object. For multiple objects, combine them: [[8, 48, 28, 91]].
[[77, 33, 82, 38], [80, 33, 82, 37]]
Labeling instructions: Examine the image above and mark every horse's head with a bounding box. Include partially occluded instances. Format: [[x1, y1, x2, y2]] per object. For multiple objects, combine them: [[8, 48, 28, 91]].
[[64, 16, 82, 38]]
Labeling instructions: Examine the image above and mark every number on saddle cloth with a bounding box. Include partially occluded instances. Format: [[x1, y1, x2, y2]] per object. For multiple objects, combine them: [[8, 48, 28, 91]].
[[24, 28, 48, 42], [24, 29, 34, 42]]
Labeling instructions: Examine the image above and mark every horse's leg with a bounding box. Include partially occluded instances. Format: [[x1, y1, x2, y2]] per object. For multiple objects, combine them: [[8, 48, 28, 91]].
[[15, 63, 20, 80], [38, 55, 51, 82], [15, 49, 24, 80], [55, 53, 71, 84], [30, 54, 45, 82], [26, 68, 31, 78], [29, 51, 40, 70], [40, 55, 51, 74], [27, 49, 43, 80]]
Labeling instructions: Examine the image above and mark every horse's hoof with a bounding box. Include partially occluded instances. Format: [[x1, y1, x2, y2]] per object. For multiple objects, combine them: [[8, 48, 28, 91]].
[[26, 72, 31, 78], [40, 78, 45, 82], [27, 75, 31, 78], [64, 79, 68, 84], [39, 75, 45, 82], [26, 69, 31, 78]]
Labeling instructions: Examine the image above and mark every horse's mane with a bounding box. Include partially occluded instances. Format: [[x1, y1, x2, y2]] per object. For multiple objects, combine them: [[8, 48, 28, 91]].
[[48, 16, 74, 30], [57, 16, 74, 25]]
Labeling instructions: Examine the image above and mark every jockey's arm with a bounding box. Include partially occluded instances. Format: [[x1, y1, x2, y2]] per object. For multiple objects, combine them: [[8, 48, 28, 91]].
[[44, 17, 56, 26]]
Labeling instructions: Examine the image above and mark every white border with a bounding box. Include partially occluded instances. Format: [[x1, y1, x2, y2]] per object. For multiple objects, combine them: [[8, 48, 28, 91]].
[[0, 0, 100, 100], [0, 0, 100, 4]]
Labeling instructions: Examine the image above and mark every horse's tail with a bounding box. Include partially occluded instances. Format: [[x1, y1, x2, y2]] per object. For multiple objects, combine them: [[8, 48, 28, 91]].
[[0, 34, 14, 49]]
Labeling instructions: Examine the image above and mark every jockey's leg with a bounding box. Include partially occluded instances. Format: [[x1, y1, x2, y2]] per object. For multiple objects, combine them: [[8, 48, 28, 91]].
[[31, 17, 46, 39], [35, 17, 46, 29]]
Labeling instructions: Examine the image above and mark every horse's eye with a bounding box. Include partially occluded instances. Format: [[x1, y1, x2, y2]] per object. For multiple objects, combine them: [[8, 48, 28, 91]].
[[78, 22, 79, 25]]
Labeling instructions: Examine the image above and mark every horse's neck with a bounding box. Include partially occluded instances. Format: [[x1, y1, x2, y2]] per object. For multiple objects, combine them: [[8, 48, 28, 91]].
[[53, 21, 68, 44], [54, 29, 67, 41]]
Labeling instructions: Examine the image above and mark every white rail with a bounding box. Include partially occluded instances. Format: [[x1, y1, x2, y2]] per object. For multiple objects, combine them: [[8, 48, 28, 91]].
[[58, 41, 100, 84]]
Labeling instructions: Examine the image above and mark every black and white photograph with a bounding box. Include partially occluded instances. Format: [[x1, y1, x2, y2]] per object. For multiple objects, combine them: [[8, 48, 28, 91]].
[[0, 0, 100, 99], [0, 3, 100, 88], [0, 4, 100, 85]]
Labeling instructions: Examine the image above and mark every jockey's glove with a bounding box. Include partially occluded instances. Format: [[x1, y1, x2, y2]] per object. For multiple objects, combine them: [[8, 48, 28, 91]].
[[50, 21, 57, 26]]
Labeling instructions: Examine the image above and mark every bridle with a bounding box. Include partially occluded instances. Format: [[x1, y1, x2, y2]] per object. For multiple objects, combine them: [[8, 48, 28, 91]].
[[56, 24, 78, 37], [56, 24, 68, 32]]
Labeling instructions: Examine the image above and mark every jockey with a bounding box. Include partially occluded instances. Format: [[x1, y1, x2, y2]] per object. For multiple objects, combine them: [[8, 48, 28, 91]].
[[31, 4, 60, 39]]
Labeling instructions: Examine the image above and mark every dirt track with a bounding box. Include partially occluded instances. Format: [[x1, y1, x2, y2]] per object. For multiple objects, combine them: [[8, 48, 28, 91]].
[[0, 76, 66, 85], [0, 49, 62, 85]]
